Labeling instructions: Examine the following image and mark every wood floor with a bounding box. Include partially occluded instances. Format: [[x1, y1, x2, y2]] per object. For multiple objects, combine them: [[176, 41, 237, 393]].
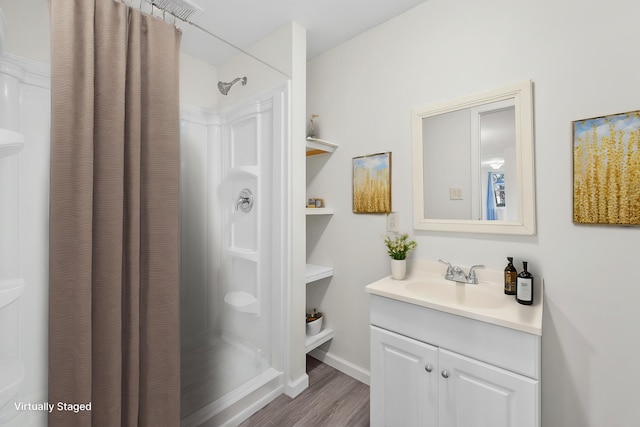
[[239, 356, 370, 427]]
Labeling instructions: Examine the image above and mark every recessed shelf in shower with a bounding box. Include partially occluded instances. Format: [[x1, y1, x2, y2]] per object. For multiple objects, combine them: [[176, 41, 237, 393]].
[[228, 165, 258, 177], [224, 291, 259, 314], [226, 247, 259, 263]]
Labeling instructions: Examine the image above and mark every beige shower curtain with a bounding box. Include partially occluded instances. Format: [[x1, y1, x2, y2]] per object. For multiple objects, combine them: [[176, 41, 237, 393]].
[[48, 1, 181, 425]]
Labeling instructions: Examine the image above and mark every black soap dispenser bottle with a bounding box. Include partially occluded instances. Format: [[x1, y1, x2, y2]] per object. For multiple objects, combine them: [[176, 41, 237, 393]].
[[516, 261, 534, 305], [504, 257, 517, 295]]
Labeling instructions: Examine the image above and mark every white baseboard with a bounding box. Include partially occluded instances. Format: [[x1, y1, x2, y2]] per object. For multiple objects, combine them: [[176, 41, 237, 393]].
[[284, 373, 309, 398], [308, 348, 371, 386]]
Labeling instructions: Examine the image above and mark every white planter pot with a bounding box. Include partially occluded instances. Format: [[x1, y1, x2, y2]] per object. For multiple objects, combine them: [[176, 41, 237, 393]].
[[306, 316, 323, 336], [391, 259, 407, 280]]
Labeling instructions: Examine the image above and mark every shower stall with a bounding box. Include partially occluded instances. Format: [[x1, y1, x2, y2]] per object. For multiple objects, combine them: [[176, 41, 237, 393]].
[[126, 1, 296, 424], [0, 1, 301, 425], [179, 84, 290, 426]]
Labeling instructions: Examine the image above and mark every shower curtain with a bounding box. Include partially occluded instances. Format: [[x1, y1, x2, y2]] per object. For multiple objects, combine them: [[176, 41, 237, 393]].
[[48, 1, 181, 425]]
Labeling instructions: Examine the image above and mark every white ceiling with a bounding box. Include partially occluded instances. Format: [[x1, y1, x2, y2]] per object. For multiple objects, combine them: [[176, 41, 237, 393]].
[[173, 0, 428, 66]]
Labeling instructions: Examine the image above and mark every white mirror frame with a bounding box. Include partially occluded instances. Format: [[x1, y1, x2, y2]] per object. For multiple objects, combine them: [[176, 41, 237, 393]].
[[412, 80, 536, 235]]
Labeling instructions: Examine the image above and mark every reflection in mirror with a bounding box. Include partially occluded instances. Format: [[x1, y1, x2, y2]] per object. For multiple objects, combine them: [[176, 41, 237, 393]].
[[412, 81, 535, 235], [479, 104, 515, 220]]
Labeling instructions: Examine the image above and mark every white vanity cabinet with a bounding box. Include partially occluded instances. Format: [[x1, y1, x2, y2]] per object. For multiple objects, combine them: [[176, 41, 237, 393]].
[[370, 326, 438, 427], [369, 293, 541, 427], [438, 347, 537, 427]]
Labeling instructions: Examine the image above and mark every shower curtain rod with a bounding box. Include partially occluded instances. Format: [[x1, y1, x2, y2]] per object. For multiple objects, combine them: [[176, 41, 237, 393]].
[[123, 0, 290, 79]]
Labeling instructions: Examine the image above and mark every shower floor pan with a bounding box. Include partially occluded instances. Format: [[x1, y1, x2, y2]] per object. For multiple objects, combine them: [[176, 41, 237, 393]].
[[181, 337, 274, 420]]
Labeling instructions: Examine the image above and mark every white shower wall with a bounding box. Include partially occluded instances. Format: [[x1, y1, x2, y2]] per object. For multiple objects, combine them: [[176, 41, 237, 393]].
[[179, 105, 215, 350], [180, 85, 287, 357], [179, 84, 290, 426], [0, 53, 50, 427]]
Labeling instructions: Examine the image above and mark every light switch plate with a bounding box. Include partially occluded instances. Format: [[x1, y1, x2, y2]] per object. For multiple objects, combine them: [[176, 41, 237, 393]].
[[450, 187, 463, 200], [387, 212, 399, 232]]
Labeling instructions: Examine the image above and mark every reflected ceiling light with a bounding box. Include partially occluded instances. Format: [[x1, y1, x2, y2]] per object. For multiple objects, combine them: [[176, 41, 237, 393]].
[[490, 160, 505, 170]]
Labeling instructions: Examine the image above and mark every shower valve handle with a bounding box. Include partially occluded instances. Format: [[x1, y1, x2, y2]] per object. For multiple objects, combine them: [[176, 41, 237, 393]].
[[236, 189, 253, 213]]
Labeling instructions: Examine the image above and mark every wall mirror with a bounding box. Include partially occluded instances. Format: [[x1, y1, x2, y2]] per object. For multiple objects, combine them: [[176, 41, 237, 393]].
[[412, 81, 536, 235]]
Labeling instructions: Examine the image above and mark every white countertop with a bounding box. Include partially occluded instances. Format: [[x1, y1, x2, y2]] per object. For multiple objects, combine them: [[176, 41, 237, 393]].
[[365, 260, 543, 335]]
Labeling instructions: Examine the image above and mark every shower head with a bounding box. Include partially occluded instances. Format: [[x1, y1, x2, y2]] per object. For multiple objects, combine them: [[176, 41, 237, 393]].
[[218, 77, 247, 96]]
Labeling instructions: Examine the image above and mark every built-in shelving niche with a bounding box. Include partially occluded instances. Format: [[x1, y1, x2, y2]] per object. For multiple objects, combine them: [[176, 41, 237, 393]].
[[305, 136, 338, 354], [305, 265, 334, 352]]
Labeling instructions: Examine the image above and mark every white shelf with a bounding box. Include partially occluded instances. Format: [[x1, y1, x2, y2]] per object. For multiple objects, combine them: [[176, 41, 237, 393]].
[[306, 208, 334, 215], [306, 264, 334, 283], [0, 278, 24, 310], [0, 128, 24, 158], [305, 328, 335, 353], [224, 291, 259, 314], [0, 359, 24, 410], [306, 137, 338, 156], [226, 247, 259, 263], [228, 165, 258, 177], [305, 134, 337, 357]]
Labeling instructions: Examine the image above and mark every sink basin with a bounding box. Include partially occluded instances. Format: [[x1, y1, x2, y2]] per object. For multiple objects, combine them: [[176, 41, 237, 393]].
[[365, 259, 543, 335], [405, 278, 507, 309]]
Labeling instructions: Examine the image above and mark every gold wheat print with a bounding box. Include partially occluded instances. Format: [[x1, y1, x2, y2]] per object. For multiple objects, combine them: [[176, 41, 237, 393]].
[[573, 111, 640, 225], [353, 152, 391, 213]]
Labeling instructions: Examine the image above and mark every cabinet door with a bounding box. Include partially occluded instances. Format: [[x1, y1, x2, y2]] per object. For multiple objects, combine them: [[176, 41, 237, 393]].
[[438, 349, 539, 427], [370, 326, 438, 427]]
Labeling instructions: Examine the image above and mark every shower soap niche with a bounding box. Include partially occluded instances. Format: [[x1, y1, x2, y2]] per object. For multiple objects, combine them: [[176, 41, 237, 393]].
[[224, 291, 259, 315]]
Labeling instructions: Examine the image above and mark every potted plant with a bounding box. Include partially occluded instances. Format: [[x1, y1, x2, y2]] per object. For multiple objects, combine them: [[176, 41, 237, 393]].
[[306, 308, 323, 336], [383, 233, 417, 280]]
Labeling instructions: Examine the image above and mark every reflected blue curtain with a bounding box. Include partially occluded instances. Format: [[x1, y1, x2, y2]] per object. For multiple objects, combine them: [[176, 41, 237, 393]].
[[486, 172, 497, 220]]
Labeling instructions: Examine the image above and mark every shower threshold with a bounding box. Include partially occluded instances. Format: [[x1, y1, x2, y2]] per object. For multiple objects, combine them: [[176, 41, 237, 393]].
[[181, 367, 282, 427]]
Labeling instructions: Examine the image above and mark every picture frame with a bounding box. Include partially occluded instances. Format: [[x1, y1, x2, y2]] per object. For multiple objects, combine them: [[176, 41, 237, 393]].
[[573, 110, 640, 225], [352, 151, 392, 214]]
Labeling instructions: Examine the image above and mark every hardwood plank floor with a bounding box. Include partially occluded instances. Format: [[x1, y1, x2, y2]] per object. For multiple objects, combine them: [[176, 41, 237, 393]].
[[239, 356, 370, 427]]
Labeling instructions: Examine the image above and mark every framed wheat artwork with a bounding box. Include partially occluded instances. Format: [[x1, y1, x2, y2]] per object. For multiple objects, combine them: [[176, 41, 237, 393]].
[[573, 110, 640, 225], [353, 151, 392, 214]]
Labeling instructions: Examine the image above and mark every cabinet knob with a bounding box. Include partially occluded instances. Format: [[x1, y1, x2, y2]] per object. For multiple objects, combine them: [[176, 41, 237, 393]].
[[424, 364, 433, 373], [441, 370, 449, 379]]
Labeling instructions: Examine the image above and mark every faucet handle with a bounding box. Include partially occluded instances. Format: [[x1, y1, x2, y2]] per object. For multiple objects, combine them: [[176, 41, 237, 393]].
[[467, 264, 485, 284], [438, 259, 454, 279]]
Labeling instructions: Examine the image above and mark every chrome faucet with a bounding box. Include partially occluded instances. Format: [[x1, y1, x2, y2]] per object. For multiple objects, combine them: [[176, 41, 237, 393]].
[[438, 259, 485, 284]]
